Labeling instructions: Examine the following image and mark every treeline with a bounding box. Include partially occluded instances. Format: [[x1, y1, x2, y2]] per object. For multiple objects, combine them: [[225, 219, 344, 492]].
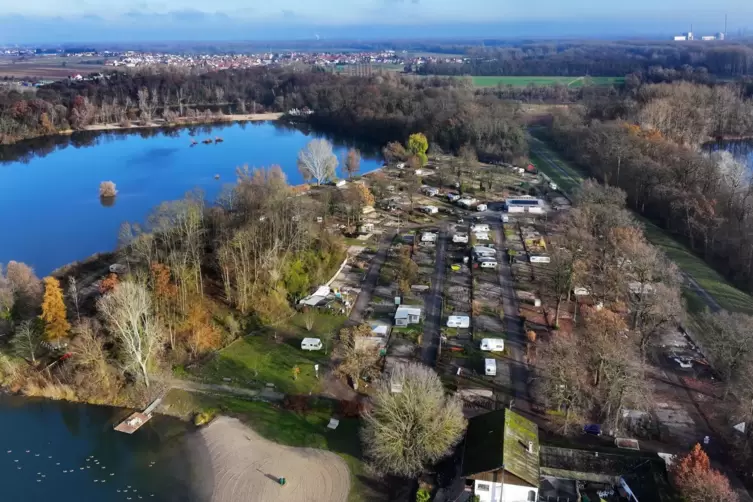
[[415, 41, 753, 77], [546, 81, 753, 292], [0, 68, 527, 161], [0, 165, 352, 403], [537, 181, 682, 433]]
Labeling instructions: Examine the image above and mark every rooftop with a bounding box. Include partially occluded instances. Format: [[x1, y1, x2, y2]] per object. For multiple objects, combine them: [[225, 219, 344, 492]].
[[461, 408, 540, 487]]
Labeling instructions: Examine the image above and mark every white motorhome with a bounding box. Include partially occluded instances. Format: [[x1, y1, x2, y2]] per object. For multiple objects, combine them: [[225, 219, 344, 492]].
[[457, 197, 478, 209], [480, 338, 505, 352], [471, 224, 490, 233], [447, 315, 470, 328], [485, 358, 497, 376], [453, 233, 469, 244], [473, 245, 496, 258], [301, 338, 323, 351], [529, 255, 551, 263]]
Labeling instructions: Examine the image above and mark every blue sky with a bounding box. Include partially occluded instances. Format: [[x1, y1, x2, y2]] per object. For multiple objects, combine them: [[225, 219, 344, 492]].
[[0, 0, 749, 43]]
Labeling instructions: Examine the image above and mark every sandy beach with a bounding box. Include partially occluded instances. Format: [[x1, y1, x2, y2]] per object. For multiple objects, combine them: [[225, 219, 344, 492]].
[[83, 112, 283, 132], [185, 416, 350, 502]]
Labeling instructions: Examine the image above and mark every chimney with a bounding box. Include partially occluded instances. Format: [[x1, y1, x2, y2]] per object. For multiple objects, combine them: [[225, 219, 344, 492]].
[[527, 440, 534, 454]]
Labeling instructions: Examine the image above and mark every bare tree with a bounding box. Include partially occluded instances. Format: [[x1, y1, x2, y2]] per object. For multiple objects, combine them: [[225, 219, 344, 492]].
[[536, 332, 591, 434], [334, 343, 379, 391], [97, 282, 163, 387], [701, 310, 753, 398], [67, 277, 81, 323], [344, 148, 361, 179], [361, 363, 466, 477], [297, 139, 338, 185], [11, 320, 43, 363]]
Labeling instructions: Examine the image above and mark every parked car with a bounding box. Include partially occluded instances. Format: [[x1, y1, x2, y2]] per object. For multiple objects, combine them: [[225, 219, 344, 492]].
[[452, 233, 469, 244]]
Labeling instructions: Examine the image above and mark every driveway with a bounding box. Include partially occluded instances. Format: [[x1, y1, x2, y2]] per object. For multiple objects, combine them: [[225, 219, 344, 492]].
[[493, 219, 532, 412], [348, 231, 395, 325], [422, 223, 448, 365]]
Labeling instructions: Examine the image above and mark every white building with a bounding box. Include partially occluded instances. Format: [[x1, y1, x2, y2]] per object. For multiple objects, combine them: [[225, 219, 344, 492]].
[[504, 196, 544, 214], [461, 408, 540, 502], [394, 306, 422, 326]]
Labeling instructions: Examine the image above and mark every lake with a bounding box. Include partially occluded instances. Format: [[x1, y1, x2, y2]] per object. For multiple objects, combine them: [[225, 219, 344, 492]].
[[705, 138, 753, 171], [0, 121, 382, 275], [0, 394, 201, 502]]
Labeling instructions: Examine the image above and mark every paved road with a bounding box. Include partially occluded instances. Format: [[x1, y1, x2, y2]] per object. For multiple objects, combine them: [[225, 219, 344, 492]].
[[529, 136, 723, 314], [348, 231, 395, 325], [422, 223, 448, 366], [492, 220, 532, 412]]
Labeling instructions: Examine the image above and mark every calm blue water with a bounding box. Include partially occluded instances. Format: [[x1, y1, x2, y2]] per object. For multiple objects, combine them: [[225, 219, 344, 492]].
[[0, 394, 199, 502], [705, 139, 753, 171], [0, 121, 381, 275]]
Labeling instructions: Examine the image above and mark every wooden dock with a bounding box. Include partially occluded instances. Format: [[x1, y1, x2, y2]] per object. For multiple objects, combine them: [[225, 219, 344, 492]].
[[114, 412, 152, 434], [114, 397, 162, 434]]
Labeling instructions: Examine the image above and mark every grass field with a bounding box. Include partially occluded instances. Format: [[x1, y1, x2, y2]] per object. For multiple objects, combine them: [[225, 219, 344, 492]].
[[162, 390, 377, 502], [528, 134, 753, 315], [195, 312, 346, 394], [471, 76, 625, 88]]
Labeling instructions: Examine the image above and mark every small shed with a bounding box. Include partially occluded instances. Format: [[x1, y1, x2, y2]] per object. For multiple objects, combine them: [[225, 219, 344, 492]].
[[394, 306, 422, 326]]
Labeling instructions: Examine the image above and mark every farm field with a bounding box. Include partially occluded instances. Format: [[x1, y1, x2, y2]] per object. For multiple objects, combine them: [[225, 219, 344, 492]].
[[471, 75, 625, 87], [0, 56, 105, 80]]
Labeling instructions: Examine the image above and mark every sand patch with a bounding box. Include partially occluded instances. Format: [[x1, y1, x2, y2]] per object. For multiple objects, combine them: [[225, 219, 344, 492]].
[[188, 416, 350, 502]]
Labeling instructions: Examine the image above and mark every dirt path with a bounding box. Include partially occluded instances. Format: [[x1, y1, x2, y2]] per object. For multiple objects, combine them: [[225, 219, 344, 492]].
[[167, 379, 284, 401], [188, 416, 351, 502]]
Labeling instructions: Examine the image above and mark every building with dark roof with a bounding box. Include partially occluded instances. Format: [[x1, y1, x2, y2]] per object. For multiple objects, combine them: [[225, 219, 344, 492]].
[[460, 408, 539, 502]]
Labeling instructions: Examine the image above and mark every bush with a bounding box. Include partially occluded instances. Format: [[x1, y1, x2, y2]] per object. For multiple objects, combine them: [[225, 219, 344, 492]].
[[99, 181, 118, 198], [193, 409, 217, 426], [416, 488, 431, 502], [283, 395, 311, 413]]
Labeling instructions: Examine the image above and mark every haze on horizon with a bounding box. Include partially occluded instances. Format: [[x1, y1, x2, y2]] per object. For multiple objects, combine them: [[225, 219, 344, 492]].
[[0, 0, 748, 43]]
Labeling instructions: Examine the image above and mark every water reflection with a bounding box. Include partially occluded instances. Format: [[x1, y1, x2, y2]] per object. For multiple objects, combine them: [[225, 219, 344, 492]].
[[100, 197, 116, 208], [0, 120, 381, 165]]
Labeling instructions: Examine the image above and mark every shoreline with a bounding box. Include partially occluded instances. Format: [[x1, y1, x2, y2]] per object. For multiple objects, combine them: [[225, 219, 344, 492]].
[[81, 112, 284, 133], [0, 112, 284, 146]]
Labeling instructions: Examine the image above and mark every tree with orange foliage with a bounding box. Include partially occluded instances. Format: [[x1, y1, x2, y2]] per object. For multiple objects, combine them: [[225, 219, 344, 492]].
[[40, 277, 70, 341], [671, 444, 738, 502], [352, 183, 375, 208], [150, 262, 179, 348], [99, 273, 119, 294], [181, 302, 222, 357]]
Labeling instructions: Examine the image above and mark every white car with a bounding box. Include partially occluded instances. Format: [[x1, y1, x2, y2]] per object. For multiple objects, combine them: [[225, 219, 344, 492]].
[[673, 357, 693, 369], [453, 233, 469, 244]]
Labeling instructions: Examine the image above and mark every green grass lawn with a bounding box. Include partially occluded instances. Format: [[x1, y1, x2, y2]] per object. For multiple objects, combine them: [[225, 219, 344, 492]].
[[195, 312, 346, 394], [162, 390, 379, 502], [529, 134, 753, 316], [638, 218, 753, 315], [471, 76, 625, 88]]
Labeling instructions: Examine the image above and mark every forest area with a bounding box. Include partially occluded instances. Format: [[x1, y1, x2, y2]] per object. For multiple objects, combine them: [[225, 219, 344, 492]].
[[0, 163, 360, 404], [544, 80, 753, 293], [415, 41, 753, 77], [0, 67, 527, 161]]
